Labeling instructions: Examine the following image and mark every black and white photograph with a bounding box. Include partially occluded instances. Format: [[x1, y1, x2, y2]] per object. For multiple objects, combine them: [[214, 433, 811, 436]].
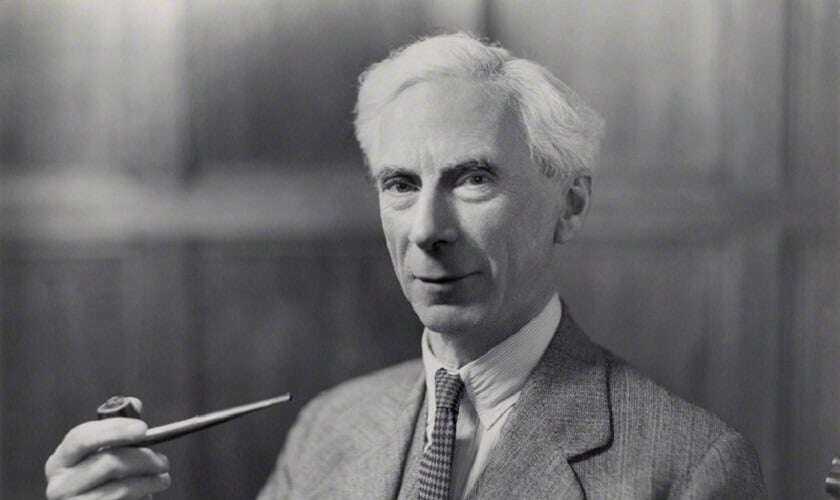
[[1, 1, 838, 499]]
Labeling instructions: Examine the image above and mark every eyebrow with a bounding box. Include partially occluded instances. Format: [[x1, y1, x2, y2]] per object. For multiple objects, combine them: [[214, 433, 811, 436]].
[[370, 165, 412, 185], [370, 158, 496, 185], [443, 158, 494, 174]]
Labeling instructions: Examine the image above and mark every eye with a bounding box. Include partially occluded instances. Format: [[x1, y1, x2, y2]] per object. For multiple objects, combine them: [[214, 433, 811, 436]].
[[456, 170, 494, 188], [464, 173, 489, 185], [381, 176, 418, 194]]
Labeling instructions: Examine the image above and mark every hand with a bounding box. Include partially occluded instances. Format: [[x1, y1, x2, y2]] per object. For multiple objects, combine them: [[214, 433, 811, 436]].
[[45, 418, 171, 499]]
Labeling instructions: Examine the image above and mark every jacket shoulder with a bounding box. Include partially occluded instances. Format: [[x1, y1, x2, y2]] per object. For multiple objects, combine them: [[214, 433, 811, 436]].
[[600, 353, 765, 497], [257, 358, 423, 499], [309, 358, 423, 414], [607, 353, 735, 443], [290, 358, 422, 441]]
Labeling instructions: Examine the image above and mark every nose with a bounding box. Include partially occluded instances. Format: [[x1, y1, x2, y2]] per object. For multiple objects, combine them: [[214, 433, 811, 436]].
[[408, 188, 458, 252]]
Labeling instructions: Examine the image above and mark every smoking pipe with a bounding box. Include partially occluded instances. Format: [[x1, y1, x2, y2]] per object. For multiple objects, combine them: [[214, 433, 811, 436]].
[[97, 393, 292, 446]]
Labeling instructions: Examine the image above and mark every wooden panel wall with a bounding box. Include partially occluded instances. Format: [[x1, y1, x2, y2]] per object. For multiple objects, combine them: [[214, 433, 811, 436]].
[[186, 0, 430, 170], [778, 2, 840, 497], [1, 2, 837, 499]]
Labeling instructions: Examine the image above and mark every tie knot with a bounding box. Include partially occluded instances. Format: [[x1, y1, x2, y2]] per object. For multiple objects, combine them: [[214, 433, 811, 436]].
[[433, 368, 464, 409]]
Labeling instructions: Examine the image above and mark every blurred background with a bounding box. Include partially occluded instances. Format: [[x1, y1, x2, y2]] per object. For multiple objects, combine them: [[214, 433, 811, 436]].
[[1, 1, 837, 498]]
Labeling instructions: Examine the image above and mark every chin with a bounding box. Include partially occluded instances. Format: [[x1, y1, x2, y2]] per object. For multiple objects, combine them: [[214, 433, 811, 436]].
[[413, 303, 485, 335]]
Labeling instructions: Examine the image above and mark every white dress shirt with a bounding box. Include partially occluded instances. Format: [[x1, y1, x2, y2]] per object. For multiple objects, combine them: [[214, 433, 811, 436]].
[[421, 294, 561, 499]]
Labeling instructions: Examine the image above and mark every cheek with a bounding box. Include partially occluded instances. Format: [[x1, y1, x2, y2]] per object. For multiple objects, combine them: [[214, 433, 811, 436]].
[[474, 200, 552, 282], [460, 204, 515, 274], [380, 211, 407, 270]]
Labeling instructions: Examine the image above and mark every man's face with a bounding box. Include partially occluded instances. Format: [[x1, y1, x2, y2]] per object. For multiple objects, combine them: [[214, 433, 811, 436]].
[[369, 78, 563, 343]]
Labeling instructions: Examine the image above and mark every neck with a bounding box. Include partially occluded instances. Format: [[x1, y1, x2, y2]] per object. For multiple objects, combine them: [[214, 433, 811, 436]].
[[427, 331, 495, 368], [426, 294, 556, 368]]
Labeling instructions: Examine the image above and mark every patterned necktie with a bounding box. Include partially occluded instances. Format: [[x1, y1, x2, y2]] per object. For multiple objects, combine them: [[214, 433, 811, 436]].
[[418, 368, 465, 500]]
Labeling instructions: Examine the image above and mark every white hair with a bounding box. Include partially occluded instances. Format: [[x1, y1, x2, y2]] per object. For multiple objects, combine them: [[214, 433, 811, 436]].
[[354, 32, 605, 178]]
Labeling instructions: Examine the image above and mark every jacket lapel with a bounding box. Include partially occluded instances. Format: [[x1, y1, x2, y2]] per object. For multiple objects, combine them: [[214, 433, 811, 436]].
[[307, 366, 426, 499], [396, 395, 429, 499], [471, 311, 613, 499]]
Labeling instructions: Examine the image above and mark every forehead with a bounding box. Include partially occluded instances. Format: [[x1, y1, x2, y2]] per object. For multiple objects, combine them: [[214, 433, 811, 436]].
[[370, 78, 524, 172]]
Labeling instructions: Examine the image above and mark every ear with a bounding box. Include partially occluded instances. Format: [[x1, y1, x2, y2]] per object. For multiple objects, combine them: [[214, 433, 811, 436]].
[[554, 175, 592, 244]]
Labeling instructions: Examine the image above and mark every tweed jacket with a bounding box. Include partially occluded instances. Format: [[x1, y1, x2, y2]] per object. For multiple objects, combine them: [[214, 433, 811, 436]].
[[257, 311, 766, 499]]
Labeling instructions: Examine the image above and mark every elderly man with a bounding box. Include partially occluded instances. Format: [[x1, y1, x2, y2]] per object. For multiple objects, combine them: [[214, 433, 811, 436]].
[[45, 33, 765, 499]]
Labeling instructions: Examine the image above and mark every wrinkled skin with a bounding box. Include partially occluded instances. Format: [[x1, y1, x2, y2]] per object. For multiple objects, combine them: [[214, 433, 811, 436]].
[[370, 78, 590, 366]]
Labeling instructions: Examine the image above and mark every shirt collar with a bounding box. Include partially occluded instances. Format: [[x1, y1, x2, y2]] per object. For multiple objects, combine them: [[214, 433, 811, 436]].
[[421, 294, 562, 430]]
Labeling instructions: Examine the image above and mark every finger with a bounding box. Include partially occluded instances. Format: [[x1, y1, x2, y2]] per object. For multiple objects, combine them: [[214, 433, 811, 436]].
[[47, 448, 168, 498], [124, 397, 143, 414], [46, 419, 148, 474], [69, 473, 171, 500]]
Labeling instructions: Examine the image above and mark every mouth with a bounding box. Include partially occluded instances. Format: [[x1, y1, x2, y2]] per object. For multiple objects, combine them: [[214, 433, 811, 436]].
[[414, 272, 476, 284]]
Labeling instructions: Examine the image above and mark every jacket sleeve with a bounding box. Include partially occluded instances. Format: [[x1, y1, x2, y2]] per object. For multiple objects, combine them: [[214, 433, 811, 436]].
[[671, 430, 767, 500]]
